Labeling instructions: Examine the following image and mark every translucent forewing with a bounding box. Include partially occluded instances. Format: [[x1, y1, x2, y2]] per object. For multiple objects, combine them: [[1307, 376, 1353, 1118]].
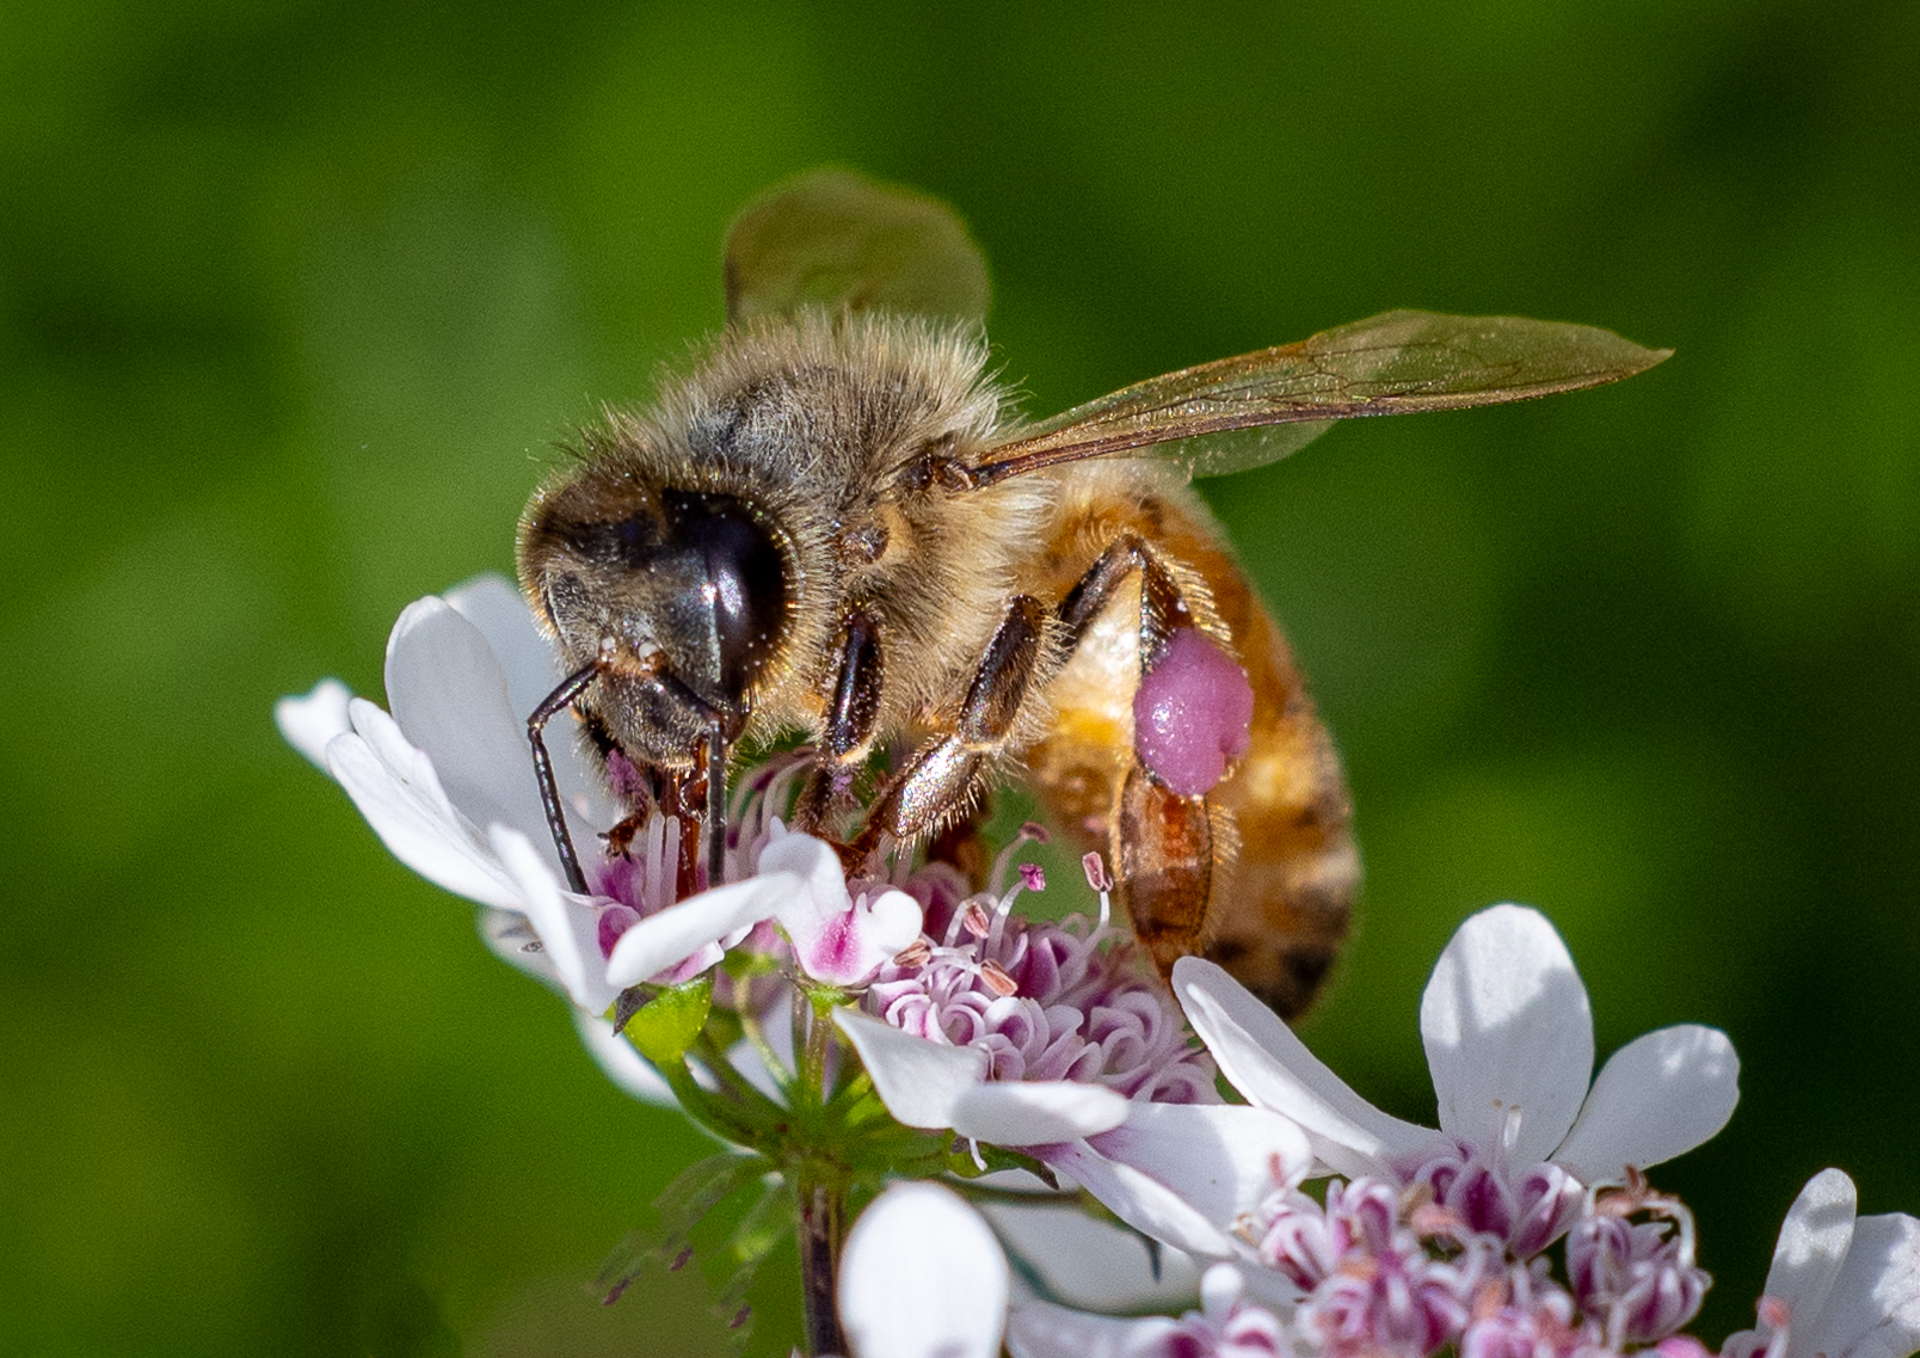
[[723, 167, 991, 325], [966, 310, 1672, 486]]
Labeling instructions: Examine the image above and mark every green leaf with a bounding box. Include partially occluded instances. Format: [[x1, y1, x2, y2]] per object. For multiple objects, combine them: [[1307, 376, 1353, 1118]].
[[623, 976, 713, 1065]]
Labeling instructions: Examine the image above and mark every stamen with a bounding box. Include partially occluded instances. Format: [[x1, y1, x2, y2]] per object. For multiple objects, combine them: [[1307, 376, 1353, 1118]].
[[1501, 1103, 1525, 1154], [979, 960, 1018, 997]]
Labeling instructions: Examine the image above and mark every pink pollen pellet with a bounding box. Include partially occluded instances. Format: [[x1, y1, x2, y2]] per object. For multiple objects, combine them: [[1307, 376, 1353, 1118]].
[[1133, 628, 1254, 797]]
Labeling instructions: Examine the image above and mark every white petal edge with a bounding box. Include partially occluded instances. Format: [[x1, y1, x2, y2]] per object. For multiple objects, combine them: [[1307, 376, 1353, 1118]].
[[1006, 1299, 1182, 1358], [1173, 957, 1447, 1179], [836, 1008, 988, 1129], [1553, 1024, 1739, 1183], [602, 870, 801, 988], [1800, 1211, 1920, 1358], [952, 1081, 1129, 1146], [839, 1183, 1008, 1358], [277, 678, 353, 769], [1419, 904, 1594, 1163], [572, 1011, 676, 1107], [325, 718, 519, 909], [491, 824, 620, 1013], [479, 905, 564, 992], [1766, 1168, 1858, 1330], [1086, 1102, 1311, 1230], [1045, 1140, 1238, 1258], [980, 1201, 1203, 1312]]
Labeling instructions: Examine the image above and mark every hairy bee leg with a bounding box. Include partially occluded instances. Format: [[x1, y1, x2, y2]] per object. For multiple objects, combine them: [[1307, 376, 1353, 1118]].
[[1117, 764, 1216, 975], [793, 606, 885, 834], [1054, 532, 1235, 977], [1058, 533, 1190, 664], [851, 595, 1049, 854], [528, 662, 602, 895]]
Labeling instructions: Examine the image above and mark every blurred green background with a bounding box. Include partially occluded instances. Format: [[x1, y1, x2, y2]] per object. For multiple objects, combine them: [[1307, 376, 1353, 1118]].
[[3, 1, 1917, 1353]]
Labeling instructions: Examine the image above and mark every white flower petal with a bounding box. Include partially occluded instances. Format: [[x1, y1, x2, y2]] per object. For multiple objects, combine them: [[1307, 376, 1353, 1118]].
[[326, 716, 519, 909], [602, 871, 800, 988], [1006, 1299, 1182, 1358], [1046, 1140, 1239, 1258], [863, 888, 925, 954], [1553, 1024, 1739, 1183], [444, 574, 623, 833], [951, 1081, 1129, 1145], [384, 596, 560, 860], [1087, 1103, 1311, 1231], [835, 1009, 987, 1128], [443, 575, 560, 721], [1767, 1168, 1859, 1326], [1173, 957, 1446, 1178], [1803, 1211, 1920, 1358], [572, 1011, 676, 1107], [276, 678, 354, 769], [758, 830, 847, 904], [1419, 904, 1593, 1162], [839, 1183, 1008, 1358], [491, 825, 620, 1013], [980, 1201, 1203, 1312]]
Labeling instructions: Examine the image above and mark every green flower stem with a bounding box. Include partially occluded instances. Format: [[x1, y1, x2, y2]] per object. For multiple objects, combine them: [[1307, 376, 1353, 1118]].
[[794, 1163, 847, 1356]]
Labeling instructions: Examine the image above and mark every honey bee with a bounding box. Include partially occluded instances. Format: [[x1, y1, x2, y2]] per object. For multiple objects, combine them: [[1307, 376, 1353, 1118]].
[[517, 169, 1669, 1017]]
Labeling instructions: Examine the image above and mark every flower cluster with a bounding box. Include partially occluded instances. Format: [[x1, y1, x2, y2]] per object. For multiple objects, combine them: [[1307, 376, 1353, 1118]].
[[281, 580, 1920, 1358]]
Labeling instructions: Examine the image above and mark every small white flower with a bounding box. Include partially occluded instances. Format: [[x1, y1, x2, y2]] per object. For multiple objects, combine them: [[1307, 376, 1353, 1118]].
[[1723, 1168, 1920, 1358], [276, 576, 919, 1015], [1175, 905, 1739, 1245], [837, 1007, 1312, 1259], [838, 1182, 1010, 1358], [762, 830, 923, 988]]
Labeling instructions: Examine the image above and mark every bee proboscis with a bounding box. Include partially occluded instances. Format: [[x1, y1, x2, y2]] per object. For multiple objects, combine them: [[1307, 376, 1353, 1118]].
[[516, 168, 1669, 1017]]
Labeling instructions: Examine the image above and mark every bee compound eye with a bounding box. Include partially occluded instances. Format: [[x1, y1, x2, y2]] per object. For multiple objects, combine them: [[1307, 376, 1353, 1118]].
[[664, 491, 789, 699]]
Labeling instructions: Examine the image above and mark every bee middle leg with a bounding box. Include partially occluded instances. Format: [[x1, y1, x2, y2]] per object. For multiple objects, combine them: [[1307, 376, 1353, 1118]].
[[847, 595, 1050, 860], [792, 604, 885, 834]]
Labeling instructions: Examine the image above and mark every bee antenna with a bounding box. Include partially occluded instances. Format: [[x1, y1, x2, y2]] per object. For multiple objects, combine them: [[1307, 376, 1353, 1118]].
[[528, 662, 601, 895]]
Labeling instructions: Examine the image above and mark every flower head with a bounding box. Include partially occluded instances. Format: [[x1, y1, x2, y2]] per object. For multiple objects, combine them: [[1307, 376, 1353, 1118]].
[[1721, 1169, 1920, 1358], [1175, 905, 1740, 1254], [277, 577, 920, 1017]]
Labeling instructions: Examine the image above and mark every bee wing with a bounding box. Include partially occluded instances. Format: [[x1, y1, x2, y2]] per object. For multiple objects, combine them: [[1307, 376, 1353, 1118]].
[[723, 167, 991, 325], [965, 310, 1671, 485]]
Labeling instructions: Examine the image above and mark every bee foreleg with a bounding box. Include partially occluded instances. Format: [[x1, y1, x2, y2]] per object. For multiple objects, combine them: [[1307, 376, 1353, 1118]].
[[793, 605, 885, 833], [851, 595, 1049, 855]]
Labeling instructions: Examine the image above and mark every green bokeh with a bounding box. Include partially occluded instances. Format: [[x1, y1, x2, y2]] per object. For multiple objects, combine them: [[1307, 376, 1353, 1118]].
[[4, 2, 1916, 1353]]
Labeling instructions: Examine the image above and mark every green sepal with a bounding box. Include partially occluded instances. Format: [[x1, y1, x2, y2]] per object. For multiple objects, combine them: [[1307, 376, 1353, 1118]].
[[622, 976, 713, 1065]]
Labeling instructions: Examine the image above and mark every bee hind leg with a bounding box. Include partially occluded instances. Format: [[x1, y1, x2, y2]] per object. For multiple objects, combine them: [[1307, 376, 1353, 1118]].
[[1053, 532, 1251, 982]]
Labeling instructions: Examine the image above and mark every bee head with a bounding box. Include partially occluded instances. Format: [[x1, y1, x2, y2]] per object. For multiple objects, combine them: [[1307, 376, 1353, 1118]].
[[518, 463, 792, 766]]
